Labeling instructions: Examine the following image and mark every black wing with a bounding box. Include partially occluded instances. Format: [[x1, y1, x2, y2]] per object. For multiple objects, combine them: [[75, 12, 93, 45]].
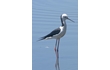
[[38, 28, 60, 41]]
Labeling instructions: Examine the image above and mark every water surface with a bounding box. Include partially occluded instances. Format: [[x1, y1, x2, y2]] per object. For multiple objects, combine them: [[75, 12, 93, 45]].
[[32, 0, 78, 70]]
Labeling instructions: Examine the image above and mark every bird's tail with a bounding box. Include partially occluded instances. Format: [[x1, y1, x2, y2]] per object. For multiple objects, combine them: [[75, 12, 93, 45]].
[[37, 36, 45, 41]]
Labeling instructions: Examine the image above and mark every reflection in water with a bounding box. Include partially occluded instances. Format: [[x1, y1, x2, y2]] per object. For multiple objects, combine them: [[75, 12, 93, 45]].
[[54, 39, 60, 70], [55, 52, 60, 70]]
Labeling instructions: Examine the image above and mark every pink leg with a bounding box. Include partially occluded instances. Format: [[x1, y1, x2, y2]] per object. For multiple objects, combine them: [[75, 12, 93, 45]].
[[54, 39, 57, 57]]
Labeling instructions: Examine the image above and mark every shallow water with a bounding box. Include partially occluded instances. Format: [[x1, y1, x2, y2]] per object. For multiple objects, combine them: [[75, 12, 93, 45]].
[[32, 0, 78, 70]]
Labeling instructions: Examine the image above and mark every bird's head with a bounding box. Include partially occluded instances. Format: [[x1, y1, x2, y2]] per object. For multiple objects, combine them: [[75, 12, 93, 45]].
[[61, 14, 74, 22]]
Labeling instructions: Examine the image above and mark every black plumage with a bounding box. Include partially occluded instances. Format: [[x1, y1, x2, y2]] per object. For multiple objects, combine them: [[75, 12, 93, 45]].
[[38, 27, 61, 41]]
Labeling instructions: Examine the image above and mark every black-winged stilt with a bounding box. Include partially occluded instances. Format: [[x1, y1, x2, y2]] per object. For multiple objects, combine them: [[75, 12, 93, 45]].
[[38, 13, 74, 70]]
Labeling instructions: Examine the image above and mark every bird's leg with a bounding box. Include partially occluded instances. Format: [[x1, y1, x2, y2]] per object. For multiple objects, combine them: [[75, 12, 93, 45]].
[[54, 39, 58, 70], [54, 39, 58, 58], [56, 39, 60, 70], [57, 39, 60, 58], [54, 39, 57, 53]]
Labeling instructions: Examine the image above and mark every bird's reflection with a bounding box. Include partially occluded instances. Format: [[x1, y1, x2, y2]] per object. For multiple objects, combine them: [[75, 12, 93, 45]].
[[54, 39, 60, 70], [55, 52, 60, 70]]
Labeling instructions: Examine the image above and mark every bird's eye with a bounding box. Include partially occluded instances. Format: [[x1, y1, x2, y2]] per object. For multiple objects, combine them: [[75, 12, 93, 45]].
[[65, 17, 68, 19]]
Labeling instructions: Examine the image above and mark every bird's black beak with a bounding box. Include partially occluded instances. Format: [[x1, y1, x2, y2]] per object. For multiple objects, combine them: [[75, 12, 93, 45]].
[[68, 18, 75, 23]]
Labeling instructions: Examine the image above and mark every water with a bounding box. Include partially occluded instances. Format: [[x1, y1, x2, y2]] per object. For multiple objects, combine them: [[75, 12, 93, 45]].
[[32, 0, 78, 70]]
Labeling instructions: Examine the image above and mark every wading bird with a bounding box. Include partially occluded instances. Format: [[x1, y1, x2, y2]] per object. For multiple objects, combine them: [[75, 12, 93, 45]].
[[38, 13, 74, 70]]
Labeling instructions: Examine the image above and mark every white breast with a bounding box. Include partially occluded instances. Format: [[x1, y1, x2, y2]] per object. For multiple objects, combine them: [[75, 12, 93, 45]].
[[57, 26, 67, 38], [49, 26, 67, 39]]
